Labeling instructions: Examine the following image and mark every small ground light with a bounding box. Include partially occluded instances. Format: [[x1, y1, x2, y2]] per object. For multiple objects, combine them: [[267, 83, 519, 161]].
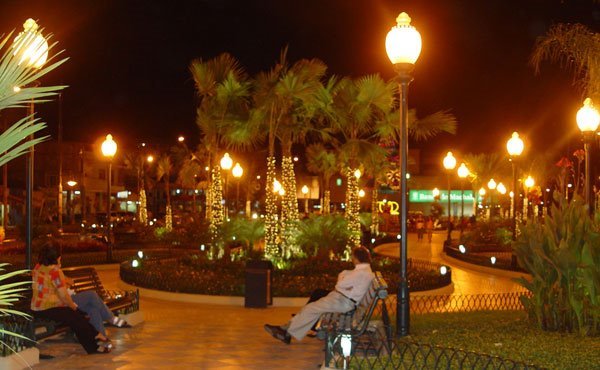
[[200, 244, 205, 251], [490, 256, 497, 265], [371, 238, 376, 244], [91, 224, 97, 228], [459, 244, 466, 254], [232, 236, 236, 240], [137, 250, 144, 259], [340, 333, 352, 357], [440, 265, 448, 275], [149, 221, 154, 226], [397, 234, 401, 240], [81, 223, 85, 228], [131, 260, 139, 268], [252, 213, 258, 219]]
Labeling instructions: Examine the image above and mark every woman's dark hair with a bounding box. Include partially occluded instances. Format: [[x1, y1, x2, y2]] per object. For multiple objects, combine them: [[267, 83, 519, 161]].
[[352, 246, 371, 263], [38, 241, 62, 266]]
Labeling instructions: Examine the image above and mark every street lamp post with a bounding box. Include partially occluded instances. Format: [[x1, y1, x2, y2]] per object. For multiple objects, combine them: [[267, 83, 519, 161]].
[[577, 98, 600, 215], [487, 178, 497, 219], [506, 131, 524, 241], [386, 11, 422, 337], [457, 163, 469, 239], [301, 185, 309, 215], [66, 180, 77, 224], [220, 153, 233, 219], [13, 19, 49, 269], [232, 162, 243, 214], [443, 152, 457, 246], [101, 134, 117, 262], [524, 175, 535, 219]]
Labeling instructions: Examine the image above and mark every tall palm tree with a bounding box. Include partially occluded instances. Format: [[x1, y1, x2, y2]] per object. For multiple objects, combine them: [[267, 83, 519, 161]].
[[531, 23, 600, 100], [330, 75, 395, 256], [190, 53, 251, 250], [305, 143, 337, 215], [123, 152, 148, 224], [178, 158, 202, 215], [463, 152, 508, 215], [156, 155, 173, 231], [250, 49, 327, 259]]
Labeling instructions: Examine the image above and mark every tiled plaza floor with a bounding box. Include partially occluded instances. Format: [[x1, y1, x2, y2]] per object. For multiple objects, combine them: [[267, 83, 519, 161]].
[[29, 231, 524, 369], [33, 299, 323, 369]]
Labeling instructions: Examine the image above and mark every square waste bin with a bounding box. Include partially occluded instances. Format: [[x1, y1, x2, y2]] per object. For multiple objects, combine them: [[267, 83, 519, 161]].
[[245, 260, 273, 308]]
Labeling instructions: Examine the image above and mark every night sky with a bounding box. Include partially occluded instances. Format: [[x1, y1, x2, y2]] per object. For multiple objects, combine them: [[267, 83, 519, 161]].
[[2, 0, 600, 159]]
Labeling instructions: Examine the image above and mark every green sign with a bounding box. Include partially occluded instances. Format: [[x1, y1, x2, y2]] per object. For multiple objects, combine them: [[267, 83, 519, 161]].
[[409, 190, 475, 203]]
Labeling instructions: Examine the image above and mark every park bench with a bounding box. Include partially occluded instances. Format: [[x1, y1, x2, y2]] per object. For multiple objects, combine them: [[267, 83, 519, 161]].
[[33, 266, 140, 340], [316, 271, 392, 367]]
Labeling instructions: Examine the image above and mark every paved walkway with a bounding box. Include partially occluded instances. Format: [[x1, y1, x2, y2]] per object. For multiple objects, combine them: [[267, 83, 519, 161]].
[[29, 231, 525, 369]]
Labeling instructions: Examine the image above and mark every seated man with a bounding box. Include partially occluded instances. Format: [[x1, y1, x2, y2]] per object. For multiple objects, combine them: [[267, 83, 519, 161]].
[[264, 246, 374, 344]]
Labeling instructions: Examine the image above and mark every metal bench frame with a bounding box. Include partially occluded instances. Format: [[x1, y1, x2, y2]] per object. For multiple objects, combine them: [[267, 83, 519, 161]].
[[316, 271, 392, 367]]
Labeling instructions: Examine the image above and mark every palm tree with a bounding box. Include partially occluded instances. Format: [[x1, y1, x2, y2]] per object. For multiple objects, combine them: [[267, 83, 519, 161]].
[[156, 155, 173, 231], [190, 53, 251, 250], [250, 49, 327, 259], [531, 23, 600, 100], [123, 152, 148, 224], [178, 157, 202, 215], [305, 143, 337, 215], [330, 75, 395, 256], [463, 153, 508, 216]]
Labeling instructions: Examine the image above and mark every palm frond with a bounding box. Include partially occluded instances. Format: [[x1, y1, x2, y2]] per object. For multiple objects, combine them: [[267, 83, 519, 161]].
[[0, 116, 48, 167]]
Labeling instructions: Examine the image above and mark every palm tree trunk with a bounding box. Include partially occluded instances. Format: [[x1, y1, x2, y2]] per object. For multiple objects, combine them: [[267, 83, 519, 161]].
[[165, 177, 172, 231], [345, 167, 361, 258]]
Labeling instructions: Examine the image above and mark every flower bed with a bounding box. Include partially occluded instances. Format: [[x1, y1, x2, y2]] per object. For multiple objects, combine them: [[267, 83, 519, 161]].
[[120, 254, 451, 297]]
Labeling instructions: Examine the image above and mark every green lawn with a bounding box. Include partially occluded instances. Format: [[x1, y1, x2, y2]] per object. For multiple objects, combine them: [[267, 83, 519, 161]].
[[403, 310, 600, 369]]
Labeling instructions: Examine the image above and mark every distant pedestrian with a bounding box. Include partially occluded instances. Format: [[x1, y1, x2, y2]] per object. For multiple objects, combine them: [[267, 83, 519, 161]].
[[425, 216, 433, 243], [416, 216, 425, 241]]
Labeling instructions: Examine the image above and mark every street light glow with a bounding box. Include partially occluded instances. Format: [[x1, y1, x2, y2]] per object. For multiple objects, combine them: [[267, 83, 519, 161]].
[[524, 175, 535, 188], [301, 185, 309, 195], [506, 132, 524, 157], [232, 163, 243, 178], [220, 152, 233, 170], [577, 98, 600, 132], [487, 178, 497, 190], [457, 163, 469, 178], [12, 19, 48, 69], [443, 152, 457, 170], [101, 134, 117, 158], [385, 12, 422, 65]]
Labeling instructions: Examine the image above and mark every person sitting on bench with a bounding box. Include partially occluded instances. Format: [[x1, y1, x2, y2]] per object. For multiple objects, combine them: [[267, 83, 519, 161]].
[[66, 276, 131, 337], [264, 246, 374, 344], [31, 242, 112, 354]]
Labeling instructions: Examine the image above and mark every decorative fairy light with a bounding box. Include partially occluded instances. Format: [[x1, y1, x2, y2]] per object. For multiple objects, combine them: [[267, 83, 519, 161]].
[[139, 189, 148, 225], [165, 205, 173, 232], [280, 156, 300, 258], [345, 167, 361, 258], [209, 166, 224, 259], [264, 156, 279, 259]]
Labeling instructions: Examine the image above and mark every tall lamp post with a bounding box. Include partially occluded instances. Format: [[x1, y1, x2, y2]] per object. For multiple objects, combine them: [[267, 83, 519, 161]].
[[220, 152, 233, 219], [301, 185, 309, 215], [487, 178, 497, 218], [13, 19, 49, 269], [385, 11, 422, 337], [457, 163, 469, 239], [524, 175, 535, 219], [443, 152, 457, 246], [506, 132, 524, 240], [232, 162, 243, 214], [577, 98, 600, 215], [101, 134, 117, 262]]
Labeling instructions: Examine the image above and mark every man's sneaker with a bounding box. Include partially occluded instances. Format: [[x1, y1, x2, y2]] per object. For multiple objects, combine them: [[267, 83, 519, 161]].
[[263, 324, 291, 344]]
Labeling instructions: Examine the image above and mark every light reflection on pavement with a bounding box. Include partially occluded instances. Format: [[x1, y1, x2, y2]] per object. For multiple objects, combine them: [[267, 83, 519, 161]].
[[374, 231, 527, 296]]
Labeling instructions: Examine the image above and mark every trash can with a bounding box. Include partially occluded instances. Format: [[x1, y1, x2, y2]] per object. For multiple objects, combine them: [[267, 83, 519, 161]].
[[245, 260, 273, 308]]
